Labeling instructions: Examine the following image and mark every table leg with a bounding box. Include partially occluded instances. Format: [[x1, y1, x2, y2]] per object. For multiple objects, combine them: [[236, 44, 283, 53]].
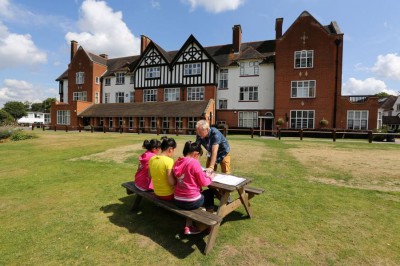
[[238, 187, 253, 218], [204, 222, 220, 255], [216, 191, 230, 218]]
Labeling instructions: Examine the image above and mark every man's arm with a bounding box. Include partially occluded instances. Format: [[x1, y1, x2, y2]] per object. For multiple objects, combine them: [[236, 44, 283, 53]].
[[207, 144, 219, 171]]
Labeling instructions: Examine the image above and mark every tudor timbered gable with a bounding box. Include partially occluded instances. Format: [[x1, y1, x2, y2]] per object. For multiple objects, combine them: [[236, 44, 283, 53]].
[[135, 46, 169, 88], [171, 41, 217, 86]]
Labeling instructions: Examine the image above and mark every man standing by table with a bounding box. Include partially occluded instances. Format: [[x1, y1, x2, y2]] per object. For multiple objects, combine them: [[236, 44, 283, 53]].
[[195, 119, 231, 174]]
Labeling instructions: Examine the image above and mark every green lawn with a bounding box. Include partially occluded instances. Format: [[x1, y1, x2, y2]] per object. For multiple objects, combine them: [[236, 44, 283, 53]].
[[1, 130, 399, 265]]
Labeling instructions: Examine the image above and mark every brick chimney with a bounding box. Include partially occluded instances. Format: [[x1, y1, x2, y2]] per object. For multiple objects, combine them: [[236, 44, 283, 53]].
[[70, 40, 78, 61], [275, 18, 283, 39], [140, 35, 151, 54], [232, 25, 242, 53], [99, 54, 108, 59]]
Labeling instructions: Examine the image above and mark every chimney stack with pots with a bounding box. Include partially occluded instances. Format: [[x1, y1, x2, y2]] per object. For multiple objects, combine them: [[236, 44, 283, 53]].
[[275, 18, 283, 39], [140, 35, 151, 54], [71, 40, 78, 61]]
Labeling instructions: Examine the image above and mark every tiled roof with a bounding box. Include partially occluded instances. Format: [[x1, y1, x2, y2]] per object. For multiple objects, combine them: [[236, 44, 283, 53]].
[[380, 95, 398, 110], [103, 55, 139, 77], [79, 100, 213, 118]]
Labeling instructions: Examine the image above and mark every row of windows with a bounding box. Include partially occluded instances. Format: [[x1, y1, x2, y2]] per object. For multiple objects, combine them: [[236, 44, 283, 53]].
[[97, 116, 198, 130]]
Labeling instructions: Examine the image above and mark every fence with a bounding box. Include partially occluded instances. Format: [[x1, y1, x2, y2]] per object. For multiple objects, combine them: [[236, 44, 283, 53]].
[[34, 124, 399, 143]]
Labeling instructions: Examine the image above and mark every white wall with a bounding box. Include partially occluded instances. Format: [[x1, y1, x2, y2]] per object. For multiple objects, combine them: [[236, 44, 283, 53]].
[[216, 62, 274, 110], [63, 79, 69, 103], [103, 74, 135, 103]]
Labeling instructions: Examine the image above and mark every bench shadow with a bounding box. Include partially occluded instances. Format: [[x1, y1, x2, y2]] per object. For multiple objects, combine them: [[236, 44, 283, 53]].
[[101, 196, 209, 258]]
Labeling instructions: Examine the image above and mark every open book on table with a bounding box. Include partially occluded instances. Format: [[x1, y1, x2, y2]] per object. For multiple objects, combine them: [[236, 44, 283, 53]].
[[211, 173, 246, 186]]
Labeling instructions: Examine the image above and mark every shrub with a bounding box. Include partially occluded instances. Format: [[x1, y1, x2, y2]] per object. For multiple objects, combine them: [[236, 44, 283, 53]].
[[372, 127, 388, 142], [0, 127, 14, 140], [10, 130, 37, 141], [276, 118, 284, 126]]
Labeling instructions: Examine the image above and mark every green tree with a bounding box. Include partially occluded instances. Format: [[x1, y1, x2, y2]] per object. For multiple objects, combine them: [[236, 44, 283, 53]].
[[0, 109, 14, 125], [43, 98, 56, 113], [2, 101, 28, 121], [30, 103, 44, 112], [375, 92, 391, 98]]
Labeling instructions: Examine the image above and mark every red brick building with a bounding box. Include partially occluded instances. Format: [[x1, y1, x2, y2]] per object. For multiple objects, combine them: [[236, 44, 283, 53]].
[[52, 11, 379, 132]]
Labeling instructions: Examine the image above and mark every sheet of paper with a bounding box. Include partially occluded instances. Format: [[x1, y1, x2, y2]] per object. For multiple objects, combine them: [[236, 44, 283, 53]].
[[212, 174, 246, 186]]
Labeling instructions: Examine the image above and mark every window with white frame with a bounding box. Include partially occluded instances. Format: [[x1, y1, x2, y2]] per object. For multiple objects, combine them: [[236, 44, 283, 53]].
[[105, 78, 111, 86], [187, 87, 204, 101], [95, 77, 100, 84], [378, 111, 383, 129], [188, 117, 197, 129], [163, 117, 169, 131], [164, 88, 180, 102], [73, 91, 87, 101], [130, 91, 134, 103], [129, 117, 134, 130], [219, 69, 228, 88], [109, 117, 113, 129], [99, 117, 103, 126], [139, 117, 145, 128], [104, 93, 110, 103], [146, 67, 160, 78], [57, 110, 70, 125], [76, 72, 84, 84], [130, 75, 134, 84], [347, 110, 368, 130], [219, 99, 227, 109], [150, 117, 157, 130], [116, 73, 125, 85], [239, 86, 258, 101], [143, 89, 157, 102], [239, 61, 259, 76], [115, 92, 124, 103], [291, 80, 316, 98], [238, 111, 258, 128], [95, 92, 99, 104], [294, 50, 314, 68], [290, 110, 315, 129], [175, 117, 182, 130], [184, 63, 201, 76], [118, 117, 123, 127]]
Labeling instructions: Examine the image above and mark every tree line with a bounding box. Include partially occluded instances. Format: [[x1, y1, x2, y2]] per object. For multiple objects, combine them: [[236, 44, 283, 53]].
[[0, 98, 56, 126]]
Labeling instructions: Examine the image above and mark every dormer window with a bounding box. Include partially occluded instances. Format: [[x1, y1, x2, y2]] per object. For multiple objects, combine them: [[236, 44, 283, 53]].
[[239, 61, 259, 76]]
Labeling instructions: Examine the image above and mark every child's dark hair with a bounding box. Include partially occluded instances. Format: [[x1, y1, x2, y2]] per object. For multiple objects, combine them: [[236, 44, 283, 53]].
[[160, 137, 177, 151], [142, 139, 161, 151], [183, 141, 203, 156]]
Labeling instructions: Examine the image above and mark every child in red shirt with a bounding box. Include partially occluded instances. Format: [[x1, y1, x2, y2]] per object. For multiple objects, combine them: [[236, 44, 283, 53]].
[[173, 141, 214, 234], [134, 139, 160, 191]]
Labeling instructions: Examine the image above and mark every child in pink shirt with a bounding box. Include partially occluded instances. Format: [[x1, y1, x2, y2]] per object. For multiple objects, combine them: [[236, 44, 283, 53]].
[[134, 139, 160, 191], [173, 141, 214, 235]]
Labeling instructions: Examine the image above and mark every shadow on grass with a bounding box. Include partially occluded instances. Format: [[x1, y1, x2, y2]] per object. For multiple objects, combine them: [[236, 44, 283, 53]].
[[100, 195, 250, 258]]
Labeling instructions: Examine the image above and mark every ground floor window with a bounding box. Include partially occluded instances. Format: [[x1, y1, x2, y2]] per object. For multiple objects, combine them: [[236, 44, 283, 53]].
[[188, 117, 197, 129], [57, 110, 70, 125], [238, 111, 258, 128], [109, 117, 113, 129], [139, 117, 145, 128], [119, 117, 123, 127], [143, 89, 157, 102], [175, 117, 182, 130], [162, 117, 169, 130], [129, 117, 134, 130], [151, 117, 157, 130], [347, 110, 368, 130], [99, 117, 103, 127], [290, 110, 315, 129]]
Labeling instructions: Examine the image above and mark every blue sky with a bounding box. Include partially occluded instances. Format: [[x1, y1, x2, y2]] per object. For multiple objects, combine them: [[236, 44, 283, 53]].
[[1, 0, 400, 108]]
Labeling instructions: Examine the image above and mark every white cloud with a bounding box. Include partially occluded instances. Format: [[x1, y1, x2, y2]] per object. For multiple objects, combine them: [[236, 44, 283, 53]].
[[65, 0, 140, 58], [0, 79, 56, 108], [150, 0, 160, 9], [0, 22, 47, 69], [181, 0, 245, 13], [371, 53, 400, 81], [342, 77, 398, 96]]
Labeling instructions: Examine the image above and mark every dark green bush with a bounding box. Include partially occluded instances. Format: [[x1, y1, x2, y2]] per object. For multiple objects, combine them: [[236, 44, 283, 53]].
[[0, 127, 13, 140], [10, 130, 37, 141]]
